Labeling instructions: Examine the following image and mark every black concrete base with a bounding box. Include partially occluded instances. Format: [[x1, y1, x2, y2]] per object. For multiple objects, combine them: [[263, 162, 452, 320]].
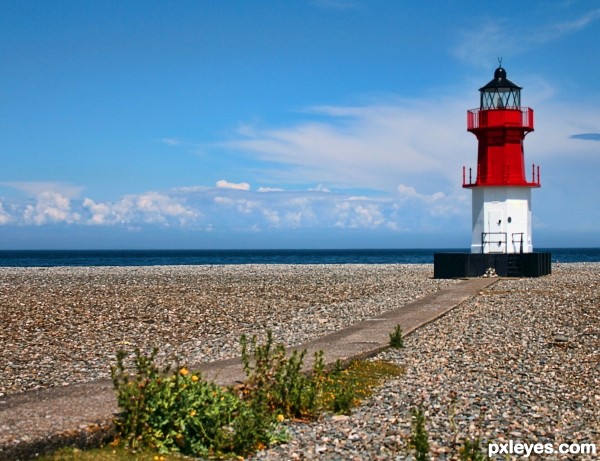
[[433, 252, 552, 279]]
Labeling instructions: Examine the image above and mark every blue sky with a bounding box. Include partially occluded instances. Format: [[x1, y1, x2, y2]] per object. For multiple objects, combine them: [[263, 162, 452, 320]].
[[1, 0, 599, 249]]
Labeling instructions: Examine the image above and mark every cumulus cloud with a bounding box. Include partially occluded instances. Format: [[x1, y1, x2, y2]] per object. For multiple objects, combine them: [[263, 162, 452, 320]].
[[0, 180, 469, 239], [82, 198, 113, 225], [23, 191, 80, 225], [334, 201, 385, 229], [214, 196, 259, 215], [397, 184, 444, 202], [396, 183, 468, 218], [83, 192, 199, 226], [216, 179, 251, 191], [0, 201, 12, 225]]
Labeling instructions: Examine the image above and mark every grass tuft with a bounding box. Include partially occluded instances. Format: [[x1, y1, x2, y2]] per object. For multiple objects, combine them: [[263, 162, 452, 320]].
[[389, 324, 405, 348]]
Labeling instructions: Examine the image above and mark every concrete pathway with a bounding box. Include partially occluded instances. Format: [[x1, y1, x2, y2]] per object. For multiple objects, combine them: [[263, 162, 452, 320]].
[[0, 277, 497, 460]]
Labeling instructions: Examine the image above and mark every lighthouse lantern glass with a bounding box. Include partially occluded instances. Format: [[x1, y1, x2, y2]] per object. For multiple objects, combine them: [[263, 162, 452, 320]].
[[480, 87, 521, 110]]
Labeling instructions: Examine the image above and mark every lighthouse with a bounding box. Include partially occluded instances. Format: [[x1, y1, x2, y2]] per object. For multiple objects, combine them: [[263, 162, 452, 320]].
[[434, 64, 551, 278], [463, 65, 539, 254]]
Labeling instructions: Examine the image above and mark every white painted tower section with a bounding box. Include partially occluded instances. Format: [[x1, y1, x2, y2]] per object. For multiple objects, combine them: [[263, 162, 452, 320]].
[[471, 187, 533, 254]]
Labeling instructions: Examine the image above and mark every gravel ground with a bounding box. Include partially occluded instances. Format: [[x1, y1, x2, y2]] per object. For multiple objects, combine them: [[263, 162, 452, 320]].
[[0, 264, 455, 396], [251, 263, 600, 460], [1, 263, 597, 460]]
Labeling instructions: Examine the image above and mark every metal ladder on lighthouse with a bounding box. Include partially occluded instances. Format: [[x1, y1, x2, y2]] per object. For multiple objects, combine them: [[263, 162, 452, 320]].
[[507, 233, 525, 277]]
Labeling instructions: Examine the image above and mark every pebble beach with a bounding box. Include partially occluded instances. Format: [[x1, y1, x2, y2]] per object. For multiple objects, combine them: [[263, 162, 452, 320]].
[[0, 264, 455, 396], [0, 262, 598, 460], [253, 263, 600, 460]]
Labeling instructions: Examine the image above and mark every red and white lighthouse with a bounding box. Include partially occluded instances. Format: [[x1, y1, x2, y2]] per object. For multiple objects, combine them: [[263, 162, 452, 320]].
[[463, 65, 541, 254], [434, 64, 551, 278]]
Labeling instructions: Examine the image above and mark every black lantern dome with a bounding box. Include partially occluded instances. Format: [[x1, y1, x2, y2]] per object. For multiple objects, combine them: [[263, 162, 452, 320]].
[[479, 66, 522, 110]]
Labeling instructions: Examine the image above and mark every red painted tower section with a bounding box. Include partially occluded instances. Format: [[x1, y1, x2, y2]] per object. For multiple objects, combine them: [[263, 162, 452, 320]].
[[462, 67, 541, 188]]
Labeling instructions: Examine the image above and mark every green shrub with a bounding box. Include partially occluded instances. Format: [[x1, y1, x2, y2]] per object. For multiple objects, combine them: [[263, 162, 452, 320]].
[[110, 333, 397, 459], [410, 406, 430, 461], [459, 438, 488, 461], [110, 348, 281, 458], [240, 331, 327, 419], [389, 324, 404, 348]]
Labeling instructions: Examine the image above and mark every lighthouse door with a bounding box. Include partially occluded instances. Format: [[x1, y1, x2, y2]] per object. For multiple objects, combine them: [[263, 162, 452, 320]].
[[487, 209, 506, 253]]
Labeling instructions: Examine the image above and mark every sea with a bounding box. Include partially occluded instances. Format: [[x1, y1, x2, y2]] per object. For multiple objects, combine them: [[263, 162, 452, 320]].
[[0, 248, 598, 267]]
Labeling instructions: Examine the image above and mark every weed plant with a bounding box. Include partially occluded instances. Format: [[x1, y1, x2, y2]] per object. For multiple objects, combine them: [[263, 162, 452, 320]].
[[111, 348, 282, 458], [389, 324, 404, 348], [410, 406, 430, 461], [240, 331, 326, 419], [111, 332, 389, 459], [459, 438, 488, 460]]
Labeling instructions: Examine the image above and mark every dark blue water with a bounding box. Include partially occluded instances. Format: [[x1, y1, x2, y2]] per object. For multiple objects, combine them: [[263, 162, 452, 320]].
[[0, 248, 598, 267]]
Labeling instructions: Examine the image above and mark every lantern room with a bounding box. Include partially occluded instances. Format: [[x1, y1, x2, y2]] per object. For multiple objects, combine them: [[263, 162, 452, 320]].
[[479, 66, 521, 110]]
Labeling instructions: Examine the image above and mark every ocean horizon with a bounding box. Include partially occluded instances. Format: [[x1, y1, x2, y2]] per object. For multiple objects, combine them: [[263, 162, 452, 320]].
[[0, 248, 598, 267]]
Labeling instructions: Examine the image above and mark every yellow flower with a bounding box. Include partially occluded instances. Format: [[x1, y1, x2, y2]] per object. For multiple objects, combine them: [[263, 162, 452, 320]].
[[190, 410, 197, 417], [179, 367, 189, 376], [276, 414, 285, 422], [191, 375, 199, 382]]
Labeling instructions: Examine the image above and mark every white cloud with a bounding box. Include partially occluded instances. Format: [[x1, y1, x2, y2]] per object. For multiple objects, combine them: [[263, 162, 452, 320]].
[[216, 179, 251, 191], [525, 101, 600, 162], [0, 201, 12, 225], [214, 196, 259, 214], [0, 181, 470, 239], [224, 98, 469, 192], [334, 201, 385, 229], [535, 8, 600, 41], [258, 187, 285, 192], [261, 208, 280, 226], [308, 184, 331, 192], [82, 192, 199, 226], [82, 198, 112, 225], [23, 191, 80, 225], [453, 8, 600, 67], [397, 183, 468, 218], [397, 184, 444, 203]]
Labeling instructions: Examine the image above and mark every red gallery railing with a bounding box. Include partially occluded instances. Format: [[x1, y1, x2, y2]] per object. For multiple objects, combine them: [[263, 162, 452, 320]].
[[467, 107, 534, 131], [463, 163, 541, 187]]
